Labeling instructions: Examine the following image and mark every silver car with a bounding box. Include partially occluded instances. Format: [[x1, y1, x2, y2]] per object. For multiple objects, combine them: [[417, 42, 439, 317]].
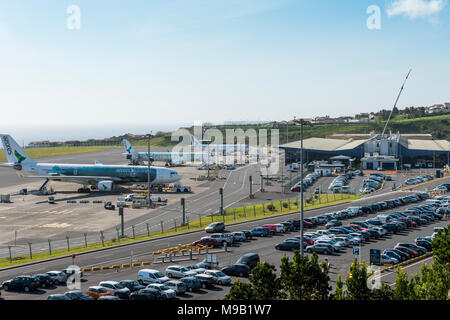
[[46, 271, 67, 285], [165, 265, 197, 279], [165, 280, 187, 295], [231, 232, 246, 242], [147, 283, 176, 299], [205, 270, 231, 285]]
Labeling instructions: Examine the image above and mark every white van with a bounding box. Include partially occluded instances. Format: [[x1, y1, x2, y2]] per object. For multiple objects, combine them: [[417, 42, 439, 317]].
[[138, 269, 169, 285]]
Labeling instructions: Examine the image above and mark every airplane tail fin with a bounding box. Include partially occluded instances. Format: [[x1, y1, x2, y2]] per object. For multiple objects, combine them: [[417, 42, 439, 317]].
[[0, 134, 36, 165], [190, 135, 202, 147], [123, 139, 140, 160]]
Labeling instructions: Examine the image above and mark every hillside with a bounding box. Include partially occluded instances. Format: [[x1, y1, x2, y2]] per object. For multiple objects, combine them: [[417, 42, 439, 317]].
[[211, 114, 450, 145]]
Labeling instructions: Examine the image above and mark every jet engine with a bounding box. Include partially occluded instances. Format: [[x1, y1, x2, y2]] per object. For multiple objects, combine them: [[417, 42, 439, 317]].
[[97, 180, 113, 191]]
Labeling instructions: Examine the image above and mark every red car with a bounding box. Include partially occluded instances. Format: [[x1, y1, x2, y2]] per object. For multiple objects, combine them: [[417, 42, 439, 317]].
[[294, 235, 314, 245], [349, 224, 367, 231], [399, 217, 413, 228], [303, 220, 313, 228], [395, 246, 419, 258], [262, 224, 277, 234], [192, 237, 219, 247]]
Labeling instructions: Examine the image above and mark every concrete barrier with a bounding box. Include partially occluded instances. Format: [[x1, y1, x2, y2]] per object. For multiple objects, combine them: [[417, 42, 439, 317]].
[[132, 262, 141, 267], [122, 264, 130, 268], [92, 267, 101, 271]]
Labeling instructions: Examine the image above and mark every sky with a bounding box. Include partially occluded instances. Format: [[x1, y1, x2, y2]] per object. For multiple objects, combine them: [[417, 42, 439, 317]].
[[0, 0, 449, 131]]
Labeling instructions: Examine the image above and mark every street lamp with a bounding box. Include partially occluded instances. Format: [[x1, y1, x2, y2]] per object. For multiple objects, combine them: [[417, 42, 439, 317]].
[[147, 132, 152, 208], [299, 119, 304, 257]]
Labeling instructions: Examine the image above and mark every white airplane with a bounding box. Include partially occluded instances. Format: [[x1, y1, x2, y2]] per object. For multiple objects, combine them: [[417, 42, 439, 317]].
[[190, 135, 248, 154], [123, 139, 215, 166], [0, 134, 181, 193]]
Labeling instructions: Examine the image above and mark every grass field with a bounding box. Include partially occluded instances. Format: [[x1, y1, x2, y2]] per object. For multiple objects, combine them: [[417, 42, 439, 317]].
[[0, 193, 363, 268], [0, 146, 110, 162]]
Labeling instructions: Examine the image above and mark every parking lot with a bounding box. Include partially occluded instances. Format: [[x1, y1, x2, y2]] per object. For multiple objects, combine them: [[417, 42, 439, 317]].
[[1, 183, 448, 300]]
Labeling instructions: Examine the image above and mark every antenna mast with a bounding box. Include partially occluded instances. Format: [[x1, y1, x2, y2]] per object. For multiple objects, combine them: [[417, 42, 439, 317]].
[[381, 69, 412, 136]]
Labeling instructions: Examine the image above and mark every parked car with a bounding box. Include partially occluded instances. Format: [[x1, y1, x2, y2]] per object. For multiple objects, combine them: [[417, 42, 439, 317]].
[[194, 274, 216, 289], [192, 237, 220, 247], [98, 295, 121, 300], [86, 286, 112, 299], [205, 222, 225, 233], [306, 244, 334, 255], [205, 270, 231, 285], [179, 276, 202, 292], [230, 232, 246, 242], [250, 227, 268, 237], [380, 254, 399, 265], [235, 253, 260, 269], [138, 269, 170, 285], [47, 294, 71, 300], [34, 274, 53, 288], [165, 265, 197, 279], [118, 280, 146, 293], [325, 219, 342, 229], [221, 264, 251, 277], [165, 280, 187, 295], [147, 283, 176, 299], [275, 241, 300, 251], [98, 281, 131, 299], [2, 276, 39, 292], [129, 288, 162, 300], [209, 233, 233, 245], [46, 271, 67, 285], [64, 290, 95, 300], [240, 230, 253, 240]]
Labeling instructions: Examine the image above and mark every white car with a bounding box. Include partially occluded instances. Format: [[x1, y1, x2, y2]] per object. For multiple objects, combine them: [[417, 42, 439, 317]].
[[138, 269, 169, 285], [147, 283, 176, 299], [373, 226, 387, 237], [274, 224, 286, 233]]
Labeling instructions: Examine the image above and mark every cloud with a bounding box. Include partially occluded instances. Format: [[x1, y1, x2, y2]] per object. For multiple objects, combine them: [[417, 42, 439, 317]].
[[387, 0, 446, 19]]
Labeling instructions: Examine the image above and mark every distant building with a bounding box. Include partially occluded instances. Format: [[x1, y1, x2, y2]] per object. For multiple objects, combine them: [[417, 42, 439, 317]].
[[280, 132, 450, 170]]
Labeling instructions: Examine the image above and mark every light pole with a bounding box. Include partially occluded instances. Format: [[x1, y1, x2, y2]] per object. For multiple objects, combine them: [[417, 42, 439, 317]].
[[147, 132, 152, 208], [300, 119, 304, 257]]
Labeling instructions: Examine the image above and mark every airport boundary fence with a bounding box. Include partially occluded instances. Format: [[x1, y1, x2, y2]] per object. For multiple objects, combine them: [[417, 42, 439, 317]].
[[0, 192, 362, 268]]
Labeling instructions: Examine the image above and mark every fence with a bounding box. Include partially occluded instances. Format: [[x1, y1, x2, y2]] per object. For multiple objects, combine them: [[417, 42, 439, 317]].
[[0, 192, 361, 267]]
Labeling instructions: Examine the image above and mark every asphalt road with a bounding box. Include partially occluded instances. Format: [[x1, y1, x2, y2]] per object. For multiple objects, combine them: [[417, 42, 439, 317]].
[[0, 149, 261, 258], [1, 188, 447, 300]]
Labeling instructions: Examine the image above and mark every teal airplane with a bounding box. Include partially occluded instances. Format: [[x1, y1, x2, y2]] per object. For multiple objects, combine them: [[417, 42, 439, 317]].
[[0, 134, 181, 192], [123, 139, 214, 166]]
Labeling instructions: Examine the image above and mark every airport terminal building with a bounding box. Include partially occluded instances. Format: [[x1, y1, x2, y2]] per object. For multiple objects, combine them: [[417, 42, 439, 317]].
[[280, 133, 450, 170]]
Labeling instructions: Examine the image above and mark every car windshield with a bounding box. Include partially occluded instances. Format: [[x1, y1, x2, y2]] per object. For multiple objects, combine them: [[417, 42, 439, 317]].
[[155, 272, 165, 278], [114, 283, 125, 289], [160, 285, 170, 290]]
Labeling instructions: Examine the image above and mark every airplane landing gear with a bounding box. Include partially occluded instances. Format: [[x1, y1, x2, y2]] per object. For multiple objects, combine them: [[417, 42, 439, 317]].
[[77, 187, 91, 193]]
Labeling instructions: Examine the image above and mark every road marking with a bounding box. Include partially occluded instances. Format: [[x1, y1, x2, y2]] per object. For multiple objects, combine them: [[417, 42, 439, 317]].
[[373, 255, 435, 285], [0, 207, 15, 211]]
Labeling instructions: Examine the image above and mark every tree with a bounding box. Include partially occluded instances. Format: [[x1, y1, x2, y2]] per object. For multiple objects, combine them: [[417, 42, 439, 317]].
[[333, 272, 344, 300], [224, 279, 255, 300], [431, 226, 449, 266], [280, 251, 331, 300], [344, 260, 372, 300], [248, 261, 285, 300], [392, 266, 415, 300]]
